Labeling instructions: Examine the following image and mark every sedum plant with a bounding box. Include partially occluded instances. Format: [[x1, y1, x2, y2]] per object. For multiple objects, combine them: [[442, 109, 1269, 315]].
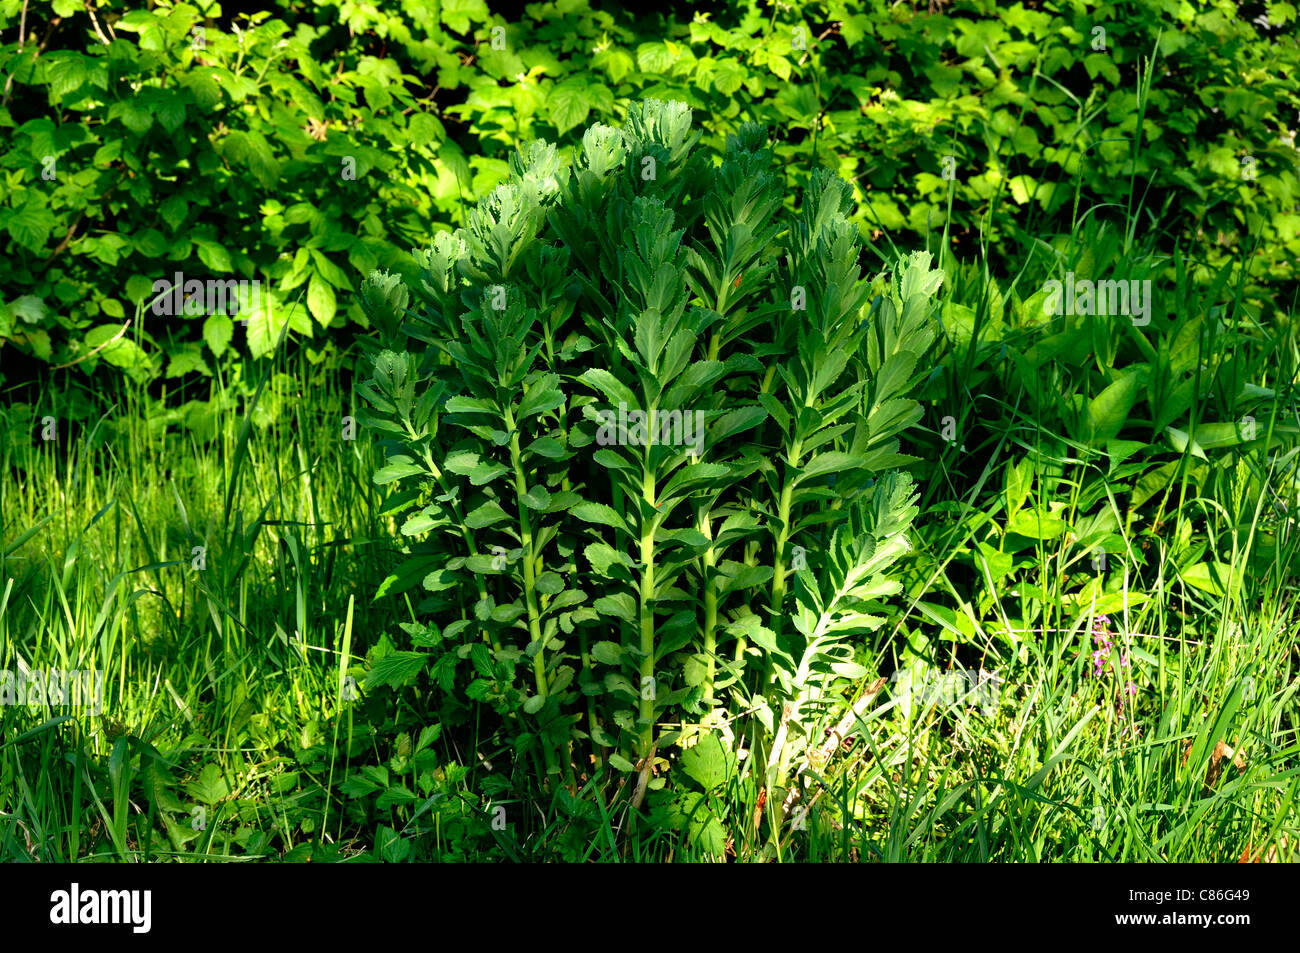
[[357, 100, 943, 845]]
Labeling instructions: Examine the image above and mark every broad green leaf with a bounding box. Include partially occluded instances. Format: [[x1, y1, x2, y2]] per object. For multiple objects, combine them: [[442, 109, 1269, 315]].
[[571, 501, 631, 536], [184, 764, 229, 806], [1004, 456, 1033, 520], [636, 41, 674, 73], [1084, 370, 1141, 444], [203, 313, 233, 358], [797, 452, 864, 484], [681, 732, 732, 790], [1178, 561, 1233, 598], [1006, 508, 1068, 540], [548, 79, 592, 136], [592, 592, 637, 623], [365, 651, 427, 689], [445, 450, 509, 486], [374, 457, 426, 484], [307, 271, 338, 325], [465, 500, 510, 529]]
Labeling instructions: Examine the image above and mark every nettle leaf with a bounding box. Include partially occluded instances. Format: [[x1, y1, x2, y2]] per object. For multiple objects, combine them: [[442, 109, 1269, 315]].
[[548, 79, 592, 136], [83, 325, 151, 377], [365, 651, 427, 689], [194, 238, 233, 272], [595, 48, 635, 84], [5, 201, 56, 251], [138, 87, 186, 133], [636, 41, 674, 74], [245, 297, 310, 359], [310, 249, 354, 291], [711, 59, 746, 95], [672, 791, 727, 856], [681, 732, 733, 791], [339, 775, 381, 799], [218, 129, 280, 188], [307, 271, 338, 325]]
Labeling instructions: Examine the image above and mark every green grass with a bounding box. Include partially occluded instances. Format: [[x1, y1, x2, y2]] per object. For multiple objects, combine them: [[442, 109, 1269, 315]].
[[1, 347, 408, 861]]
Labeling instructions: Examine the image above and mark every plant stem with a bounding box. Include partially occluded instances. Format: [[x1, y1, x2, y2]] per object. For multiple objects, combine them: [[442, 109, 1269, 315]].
[[505, 410, 557, 783], [699, 509, 718, 708], [506, 422, 547, 696], [638, 465, 658, 759], [417, 443, 497, 653], [765, 439, 802, 687], [578, 627, 603, 772]]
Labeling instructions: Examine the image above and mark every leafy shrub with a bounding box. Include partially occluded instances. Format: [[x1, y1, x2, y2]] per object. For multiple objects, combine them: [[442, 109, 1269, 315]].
[[0, 1, 464, 376], [6, 0, 1295, 388], [356, 100, 944, 847], [331, 0, 1300, 306]]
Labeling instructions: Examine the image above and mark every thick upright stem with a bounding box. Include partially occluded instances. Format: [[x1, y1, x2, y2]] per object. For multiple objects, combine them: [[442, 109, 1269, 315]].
[[637, 466, 658, 759], [699, 510, 719, 709], [578, 627, 602, 772], [765, 440, 802, 687], [506, 423, 547, 696], [417, 443, 497, 653], [505, 410, 556, 782]]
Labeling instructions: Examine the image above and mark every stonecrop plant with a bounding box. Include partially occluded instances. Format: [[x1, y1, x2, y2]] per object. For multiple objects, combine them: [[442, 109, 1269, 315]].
[[356, 100, 943, 849]]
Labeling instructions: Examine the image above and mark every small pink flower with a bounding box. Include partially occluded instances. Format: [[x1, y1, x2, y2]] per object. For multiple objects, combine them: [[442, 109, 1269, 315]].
[[1086, 615, 1139, 708]]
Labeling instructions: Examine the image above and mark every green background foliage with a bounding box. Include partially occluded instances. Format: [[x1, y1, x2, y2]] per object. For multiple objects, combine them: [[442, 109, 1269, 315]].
[[2, 0, 1296, 381]]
